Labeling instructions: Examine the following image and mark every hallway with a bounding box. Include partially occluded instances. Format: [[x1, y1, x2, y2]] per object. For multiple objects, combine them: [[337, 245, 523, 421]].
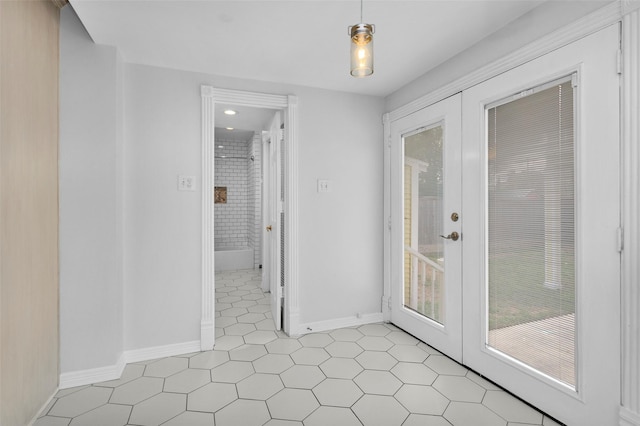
[[36, 269, 561, 426]]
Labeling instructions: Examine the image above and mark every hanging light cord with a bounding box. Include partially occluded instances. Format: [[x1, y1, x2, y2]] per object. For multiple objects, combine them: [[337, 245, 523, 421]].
[[360, 0, 363, 23]]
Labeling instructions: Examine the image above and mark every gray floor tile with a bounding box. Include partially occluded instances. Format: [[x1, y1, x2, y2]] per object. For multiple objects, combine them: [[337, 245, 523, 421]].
[[40, 270, 549, 426]]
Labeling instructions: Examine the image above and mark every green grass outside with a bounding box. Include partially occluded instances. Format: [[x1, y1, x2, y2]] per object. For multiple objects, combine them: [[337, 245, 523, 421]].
[[488, 248, 575, 330]]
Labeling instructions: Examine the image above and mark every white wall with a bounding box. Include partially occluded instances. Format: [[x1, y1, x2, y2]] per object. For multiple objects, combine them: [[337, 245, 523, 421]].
[[123, 63, 385, 350], [385, 0, 610, 112], [59, 6, 124, 374]]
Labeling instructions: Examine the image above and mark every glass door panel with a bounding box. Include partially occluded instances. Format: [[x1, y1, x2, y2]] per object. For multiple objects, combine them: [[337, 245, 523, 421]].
[[487, 78, 576, 387], [404, 125, 445, 324]]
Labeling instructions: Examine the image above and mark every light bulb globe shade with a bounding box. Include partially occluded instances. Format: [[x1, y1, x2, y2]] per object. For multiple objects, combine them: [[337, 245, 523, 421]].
[[349, 23, 374, 77]]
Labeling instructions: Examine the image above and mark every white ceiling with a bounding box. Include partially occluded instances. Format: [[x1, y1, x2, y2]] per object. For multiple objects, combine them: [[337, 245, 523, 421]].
[[70, 0, 546, 97], [215, 103, 276, 139]]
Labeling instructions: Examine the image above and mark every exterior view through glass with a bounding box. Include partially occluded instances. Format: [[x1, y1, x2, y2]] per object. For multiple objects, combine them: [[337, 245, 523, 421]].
[[403, 124, 445, 324], [486, 77, 576, 388]]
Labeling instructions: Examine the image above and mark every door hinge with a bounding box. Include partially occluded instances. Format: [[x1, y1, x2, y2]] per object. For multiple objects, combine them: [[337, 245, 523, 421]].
[[617, 49, 622, 75], [277, 285, 284, 299], [617, 227, 624, 252], [387, 216, 392, 231]]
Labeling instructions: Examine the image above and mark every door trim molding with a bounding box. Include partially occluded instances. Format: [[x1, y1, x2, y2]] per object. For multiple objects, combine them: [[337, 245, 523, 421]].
[[621, 7, 640, 425], [200, 86, 299, 349]]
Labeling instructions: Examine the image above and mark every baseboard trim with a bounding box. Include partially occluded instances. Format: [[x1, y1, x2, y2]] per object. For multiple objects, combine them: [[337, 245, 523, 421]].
[[620, 407, 640, 426], [58, 340, 201, 389], [59, 353, 126, 390], [201, 319, 215, 351], [123, 340, 201, 364], [294, 312, 384, 336]]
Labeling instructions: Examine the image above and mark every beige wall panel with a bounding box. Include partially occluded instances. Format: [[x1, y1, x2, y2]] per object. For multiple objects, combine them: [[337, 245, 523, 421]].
[[0, 1, 60, 425]]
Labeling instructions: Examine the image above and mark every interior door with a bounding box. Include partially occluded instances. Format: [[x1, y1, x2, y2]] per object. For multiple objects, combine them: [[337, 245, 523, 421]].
[[461, 24, 620, 425], [261, 131, 270, 293], [390, 94, 462, 361], [267, 112, 283, 331]]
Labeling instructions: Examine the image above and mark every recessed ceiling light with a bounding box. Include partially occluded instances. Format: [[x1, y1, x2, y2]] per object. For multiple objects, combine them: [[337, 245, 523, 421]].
[[226, 127, 234, 130], [223, 109, 237, 115], [217, 145, 224, 148]]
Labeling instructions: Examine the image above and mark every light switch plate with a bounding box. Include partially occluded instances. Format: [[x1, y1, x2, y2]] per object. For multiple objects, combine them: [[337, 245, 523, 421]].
[[317, 179, 331, 193], [178, 175, 196, 191]]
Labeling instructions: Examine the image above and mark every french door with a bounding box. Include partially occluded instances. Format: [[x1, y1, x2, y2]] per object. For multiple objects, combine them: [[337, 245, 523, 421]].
[[389, 24, 620, 425], [389, 93, 462, 362]]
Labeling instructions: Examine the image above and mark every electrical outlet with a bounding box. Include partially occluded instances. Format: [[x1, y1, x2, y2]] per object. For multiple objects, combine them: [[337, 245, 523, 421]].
[[317, 179, 331, 193], [178, 175, 196, 191]]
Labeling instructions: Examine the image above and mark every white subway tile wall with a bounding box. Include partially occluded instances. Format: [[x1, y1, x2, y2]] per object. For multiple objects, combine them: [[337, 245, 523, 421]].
[[215, 137, 255, 255]]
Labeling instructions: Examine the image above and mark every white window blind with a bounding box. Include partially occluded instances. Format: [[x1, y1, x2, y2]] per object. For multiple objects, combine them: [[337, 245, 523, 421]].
[[486, 76, 576, 388]]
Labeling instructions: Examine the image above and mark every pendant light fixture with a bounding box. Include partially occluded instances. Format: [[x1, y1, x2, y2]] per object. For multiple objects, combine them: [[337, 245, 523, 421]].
[[349, 0, 375, 77]]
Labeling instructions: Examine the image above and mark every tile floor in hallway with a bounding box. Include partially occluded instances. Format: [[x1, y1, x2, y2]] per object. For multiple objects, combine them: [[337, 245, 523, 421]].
[[36, 269, 562, 426]]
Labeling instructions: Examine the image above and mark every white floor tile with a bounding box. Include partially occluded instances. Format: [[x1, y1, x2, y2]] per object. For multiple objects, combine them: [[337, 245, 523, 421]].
[[265, 338, 302, 354], [388, 345, 429, 363], [356, 351, 398, 370], [391, 363, 438, 386], [187, 382, 237, 413], [267, 388, 319, 421], [109, 377, 163, 405], [252, 353, 294, 374], [424, 355, 468, 376], [433, 375, 486, 403], [304, 406, 362, 426], [128, 392, 186, 425], [49, 387, 112, 418], [312, 378, 363, 407], [280, 365, 325, 389], [298, 333, 334, 348], [357, 336, 394, 351], [402, 414, 453, 426], [189, 350, 229, 369], [290, 347, 330, 365], [237, 373, 284, 399], [210, 360, 254, 383], [352, 394, 409, 426], [329, 328, 364, 342], [319, 357, 363, 379], [482, 391, 543, 424], [444, 401, 507, 426], [163, 368, 211, 393], [358, 324, 392, 337], [161, 411, 214, 426], [354, 370, 403, 395], [325, 341, 364, 358], [34, 416, 71, 426], [37, 270, 552, 426], [394, 384, 449, 415], [215, 399, 270, 426], [69, 404, 131, 426], [143, 357, 188, 378]]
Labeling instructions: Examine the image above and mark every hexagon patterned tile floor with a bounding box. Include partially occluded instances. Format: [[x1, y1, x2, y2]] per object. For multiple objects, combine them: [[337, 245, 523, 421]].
[[36, 269, 562, 426]]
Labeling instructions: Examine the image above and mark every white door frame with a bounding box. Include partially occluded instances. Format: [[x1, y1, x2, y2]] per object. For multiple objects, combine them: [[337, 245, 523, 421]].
[[200, 86, 299, 349]]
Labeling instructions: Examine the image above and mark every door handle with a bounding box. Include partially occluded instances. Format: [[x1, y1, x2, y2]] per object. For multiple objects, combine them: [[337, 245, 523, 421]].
[[266, 225, 272, 232], [440, 231, 459, 241]]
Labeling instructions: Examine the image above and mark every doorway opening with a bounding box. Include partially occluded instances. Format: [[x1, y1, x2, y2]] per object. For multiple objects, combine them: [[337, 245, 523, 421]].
[[200, 87, 299, 350]]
